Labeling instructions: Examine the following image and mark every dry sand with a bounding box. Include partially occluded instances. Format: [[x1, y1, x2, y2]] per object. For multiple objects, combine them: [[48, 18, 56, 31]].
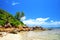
[[0, 29, 60, 40], [0, 32, 21, 40]]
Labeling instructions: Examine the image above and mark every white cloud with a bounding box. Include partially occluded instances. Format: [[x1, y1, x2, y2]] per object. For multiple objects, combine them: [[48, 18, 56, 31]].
[[22, 17, 60, 27], [36, 17, 49, 22], [12, 2, 19, 6], [50, 20, 54, 22], [21, 16, 26, 21]]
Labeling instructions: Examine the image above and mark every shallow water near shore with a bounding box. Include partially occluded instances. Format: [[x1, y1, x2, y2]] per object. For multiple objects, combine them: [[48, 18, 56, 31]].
[[0, 29, 60, 40]]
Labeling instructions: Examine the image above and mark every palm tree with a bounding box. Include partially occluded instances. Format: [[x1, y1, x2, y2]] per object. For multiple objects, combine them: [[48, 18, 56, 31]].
[[20, 12, 24, 18], [15, 11, 24, 21]]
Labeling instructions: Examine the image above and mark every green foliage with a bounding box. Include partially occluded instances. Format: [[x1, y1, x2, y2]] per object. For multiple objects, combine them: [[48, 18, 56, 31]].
[[10, 21, 20, 27], [0, 9, 25, 27], [0, 20, 5, 26], [15, 12, 21, 21], [21, 11, 24, 17], [15, 11, 24, 21]]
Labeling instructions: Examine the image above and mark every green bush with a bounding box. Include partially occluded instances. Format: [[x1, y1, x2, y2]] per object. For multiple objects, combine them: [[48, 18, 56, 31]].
[[10, 21, 20, 27]]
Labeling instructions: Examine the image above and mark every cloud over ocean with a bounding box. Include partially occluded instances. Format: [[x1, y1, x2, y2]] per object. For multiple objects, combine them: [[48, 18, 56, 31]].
[[21, 17, 60, 27]]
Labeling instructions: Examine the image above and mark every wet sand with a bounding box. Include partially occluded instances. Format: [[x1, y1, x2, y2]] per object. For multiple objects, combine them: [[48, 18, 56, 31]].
[[0, 29, 60, 40]]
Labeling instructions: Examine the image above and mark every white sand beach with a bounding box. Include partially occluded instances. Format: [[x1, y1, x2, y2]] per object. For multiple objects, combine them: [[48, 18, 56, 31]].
[[0, 29, 60, 40], [0, 33, 21, 40]]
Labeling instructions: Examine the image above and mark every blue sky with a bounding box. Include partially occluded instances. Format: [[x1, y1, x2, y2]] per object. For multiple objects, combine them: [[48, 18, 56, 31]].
[[0, 0, 60, 27]]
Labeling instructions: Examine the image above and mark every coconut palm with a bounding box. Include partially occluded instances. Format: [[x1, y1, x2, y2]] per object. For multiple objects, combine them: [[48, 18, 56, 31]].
[[15, 11, 24, 21]]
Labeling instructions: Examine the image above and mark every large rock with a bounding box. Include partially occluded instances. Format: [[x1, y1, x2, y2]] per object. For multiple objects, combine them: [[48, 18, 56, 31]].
[[4, 23, 12, 28]]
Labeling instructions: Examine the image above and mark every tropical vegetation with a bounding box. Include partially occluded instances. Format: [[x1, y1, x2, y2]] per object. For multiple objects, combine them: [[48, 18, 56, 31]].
[[0, 9, 25, 28]]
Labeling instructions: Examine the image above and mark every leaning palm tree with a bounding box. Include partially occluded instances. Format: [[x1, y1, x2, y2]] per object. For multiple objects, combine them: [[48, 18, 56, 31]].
[[15, 11, 24, 21]]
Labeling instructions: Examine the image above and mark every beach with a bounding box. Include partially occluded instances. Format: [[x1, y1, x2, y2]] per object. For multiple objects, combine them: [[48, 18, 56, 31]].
[[0, 29, 60, 40]]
